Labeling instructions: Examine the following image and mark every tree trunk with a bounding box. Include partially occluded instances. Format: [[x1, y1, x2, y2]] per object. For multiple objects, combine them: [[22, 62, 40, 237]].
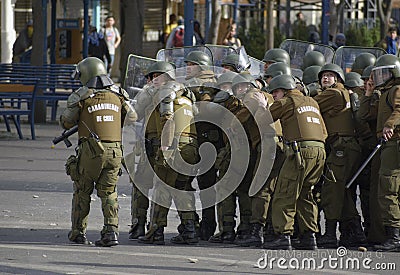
[[329, 0, 338, 42], [266, 0, 274, 50], [31, 0, 46, 123], [120, 0, 144, 87], [377, 0, 393, 40], [206, 1, 221, 44]]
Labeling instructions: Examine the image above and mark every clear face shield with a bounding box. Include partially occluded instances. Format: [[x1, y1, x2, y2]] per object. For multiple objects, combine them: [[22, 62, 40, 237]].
[[372, 65, 394, 87]]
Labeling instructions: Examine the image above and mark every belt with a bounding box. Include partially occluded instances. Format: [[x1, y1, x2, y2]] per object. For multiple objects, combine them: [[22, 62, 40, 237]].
[[297, 141, 325, 148]]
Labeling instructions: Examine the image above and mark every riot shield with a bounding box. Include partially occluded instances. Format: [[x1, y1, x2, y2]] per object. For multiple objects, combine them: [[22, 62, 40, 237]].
[[333, 46, 387, 73], [156, 45, 213, 68], [124, 54, 157, 98], [205, 44, 236, 67], [280, 39, 335, 70]]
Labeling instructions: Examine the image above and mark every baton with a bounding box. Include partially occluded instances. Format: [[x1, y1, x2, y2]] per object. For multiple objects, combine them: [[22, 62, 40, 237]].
[[346, 139, 385, 189]]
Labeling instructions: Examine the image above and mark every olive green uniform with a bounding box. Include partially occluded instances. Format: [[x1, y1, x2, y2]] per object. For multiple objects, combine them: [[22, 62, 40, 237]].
[[186, 70, 220, 239], [314, 83, 362, 222], [147, 82, 199, 233], [130, 108, 159, 234], [314, 82, 365, 247], [351, 86, 375, 238], [61, 86, 129, 240], [359, 91, 385, 243], [269, 89, 327, 235], [213, 95, 243, 238], [376, 85, 400, 229]]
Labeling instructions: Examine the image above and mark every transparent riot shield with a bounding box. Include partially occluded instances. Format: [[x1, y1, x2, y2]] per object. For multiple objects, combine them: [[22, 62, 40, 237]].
[[124, 54, 157, 99], [205, 44, 235, 67], [156, 45, 213, 68], [280, 39, 335, 70], [333, 46, 387, 73], [206, 44, 265, 78]]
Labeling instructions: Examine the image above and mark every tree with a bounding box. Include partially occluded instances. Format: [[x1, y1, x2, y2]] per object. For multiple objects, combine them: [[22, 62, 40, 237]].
[[377, 0, 394, 39], [206, 1, 221, 44], [120, 0, 144, 87]]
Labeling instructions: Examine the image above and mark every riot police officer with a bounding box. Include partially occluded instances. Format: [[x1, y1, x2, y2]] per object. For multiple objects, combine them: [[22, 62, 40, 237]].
[[371, 54, 400, 251], [262, 74, 327, 250], [184, 50, 220, 241], [137, 61, 199, 245], [313, 63, 366, 248], [129, 62, 174, 240], [61, 57, 134, 247]]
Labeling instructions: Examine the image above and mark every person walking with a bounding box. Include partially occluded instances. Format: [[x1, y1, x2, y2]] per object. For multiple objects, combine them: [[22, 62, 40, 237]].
[[102, 15, 121, 75]]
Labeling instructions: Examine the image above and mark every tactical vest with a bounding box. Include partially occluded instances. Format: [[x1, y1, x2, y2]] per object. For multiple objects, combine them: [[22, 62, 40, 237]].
[[79, 90, 123, 141], [377, 85, 400, 140], [173, 93, 197, 137], [321, 86, 355, 137], [282, 94, 326, 142]]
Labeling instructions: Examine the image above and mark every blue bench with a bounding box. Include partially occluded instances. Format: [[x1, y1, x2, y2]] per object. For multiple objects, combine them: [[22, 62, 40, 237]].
[[0, 77, 39, 139], [0, 63, 81, 121]]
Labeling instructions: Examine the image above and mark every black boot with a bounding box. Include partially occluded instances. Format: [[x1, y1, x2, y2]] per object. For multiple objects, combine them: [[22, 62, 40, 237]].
[[171, 220, 199, 244], [68, 231, 92, 245], [263, 234, 292, 250], [208, 230, 236, 243], [263, 222, 275, 243], [138, 226, 165, 245], [199, 218, 217, 241], [237, 223, 263, 247], [129, 217, 146, 240], [293, 231, 317, 250], [374, 227, 400, 252], [95, 232, 119, 247], [318, 220, 338, 248], [339, 218, 367, 248]]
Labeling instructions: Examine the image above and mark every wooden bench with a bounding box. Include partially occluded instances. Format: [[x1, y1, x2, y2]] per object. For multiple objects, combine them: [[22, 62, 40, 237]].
[[0, 63, 81, 121], [0, 78, 38, 139]]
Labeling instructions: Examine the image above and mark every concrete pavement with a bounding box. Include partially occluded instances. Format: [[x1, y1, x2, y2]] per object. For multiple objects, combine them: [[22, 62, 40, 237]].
[[0, 119, 399, 274]]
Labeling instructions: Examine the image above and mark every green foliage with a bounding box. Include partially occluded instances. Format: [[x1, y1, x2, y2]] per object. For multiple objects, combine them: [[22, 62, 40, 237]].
[[237, 20, 265, 60], [345, 23, 380, 47], [274, 27, 286, 48]]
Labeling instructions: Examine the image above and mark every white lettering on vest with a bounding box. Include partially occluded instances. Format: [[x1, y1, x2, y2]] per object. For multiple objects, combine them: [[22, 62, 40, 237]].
[[297, 105, 320, 115], [88, 103, 120, 114]]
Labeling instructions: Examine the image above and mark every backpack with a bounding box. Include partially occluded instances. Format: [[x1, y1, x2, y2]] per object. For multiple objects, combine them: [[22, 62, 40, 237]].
[[173, 27, 184, 47]]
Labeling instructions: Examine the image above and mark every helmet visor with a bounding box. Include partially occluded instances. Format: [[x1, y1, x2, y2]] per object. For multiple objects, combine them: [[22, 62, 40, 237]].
[[372, 65, 394, 87]]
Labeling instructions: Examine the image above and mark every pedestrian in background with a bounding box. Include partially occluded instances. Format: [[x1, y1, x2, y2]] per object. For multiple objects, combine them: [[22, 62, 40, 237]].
[[88, 26, 111, 72], [102, 15, 121, 75]]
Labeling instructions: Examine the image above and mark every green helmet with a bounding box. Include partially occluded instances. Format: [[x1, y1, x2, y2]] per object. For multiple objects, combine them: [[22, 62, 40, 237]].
[[184, 51, 212, 66], [221, 53, 250, 72], [232, 72, 258, 93], [267, 74, 297, 93], [262, 48, 290, 64], [302, 51, 325, 70], [351, 53, 376, 74], [372, 54, 400, 87], [145, 61, 176, 79], [74, 57, 107, 85], [302, 65, 321, 85], [318, 63, 345, 84], [264, 62, 291, 78], [216, 71, 236, 87], [361, 65, 374, 80], [344, 72, 364, 88]]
